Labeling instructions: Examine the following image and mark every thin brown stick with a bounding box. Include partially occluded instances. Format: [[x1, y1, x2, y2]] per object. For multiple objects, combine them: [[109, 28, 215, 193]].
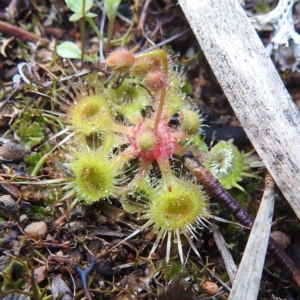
[[0, 20, 48, 46], [182, 151, 300, 289], [137, 0, 152, 33]]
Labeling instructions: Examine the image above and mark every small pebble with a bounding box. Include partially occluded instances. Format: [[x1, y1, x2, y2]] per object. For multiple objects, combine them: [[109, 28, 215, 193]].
[[201, 281, 219, 295], [19, 214, 28, 223], [24, 221, 48, 240], [270, 231, 291, 249], [0, 140, 30, 161], [0, 194, 16, 211], [56, 251, 64, 257], [34, 265, 47, 283]]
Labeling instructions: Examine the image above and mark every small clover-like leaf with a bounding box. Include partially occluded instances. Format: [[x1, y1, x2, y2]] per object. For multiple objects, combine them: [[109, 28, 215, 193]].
[[65, 0, 94, 13], [56, 41, 82, 59], [18, 121, 44, 148], [69, 12, 83, 22], [85, 12, 97, 18], [24, 152, 42, 166], [24, 152, 42, 173]]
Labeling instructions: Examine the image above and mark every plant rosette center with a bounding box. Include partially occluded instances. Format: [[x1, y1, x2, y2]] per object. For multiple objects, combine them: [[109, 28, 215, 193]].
[[129, 120, 179, 160]]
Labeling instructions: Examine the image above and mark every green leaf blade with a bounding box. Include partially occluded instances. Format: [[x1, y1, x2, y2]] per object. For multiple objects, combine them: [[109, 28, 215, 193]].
[[69, 12, 83, 22], [104, 0, 121, 20], [85, 12, 97, 18], [56, 41, 82, 59], [65, 0, 94, 13]]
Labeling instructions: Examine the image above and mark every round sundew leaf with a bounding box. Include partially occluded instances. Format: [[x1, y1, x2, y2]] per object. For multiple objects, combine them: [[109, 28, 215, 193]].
[[149, 179, 209, 231], [205, 140, 246, 190], [69, 150, 118, 204], [68, 94, 114, 135]]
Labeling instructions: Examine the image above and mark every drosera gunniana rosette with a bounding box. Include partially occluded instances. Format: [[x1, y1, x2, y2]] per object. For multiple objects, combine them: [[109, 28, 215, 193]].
[[51, 48, 257, 262], [21, 47, 259, 265]]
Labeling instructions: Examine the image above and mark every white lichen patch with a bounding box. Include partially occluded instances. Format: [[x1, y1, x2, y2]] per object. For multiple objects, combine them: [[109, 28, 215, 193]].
[[251, 0, 300, 58]]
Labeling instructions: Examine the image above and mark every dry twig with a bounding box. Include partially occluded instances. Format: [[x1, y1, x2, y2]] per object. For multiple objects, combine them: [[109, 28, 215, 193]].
[[0, 20, 48, 46]]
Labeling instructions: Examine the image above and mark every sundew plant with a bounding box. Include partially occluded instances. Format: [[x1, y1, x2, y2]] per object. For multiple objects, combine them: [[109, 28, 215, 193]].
[[24, 0, 256, 264]]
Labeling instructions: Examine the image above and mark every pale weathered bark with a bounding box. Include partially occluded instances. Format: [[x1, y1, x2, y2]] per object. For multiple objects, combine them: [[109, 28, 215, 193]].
[[178, 0, 300, 220]]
